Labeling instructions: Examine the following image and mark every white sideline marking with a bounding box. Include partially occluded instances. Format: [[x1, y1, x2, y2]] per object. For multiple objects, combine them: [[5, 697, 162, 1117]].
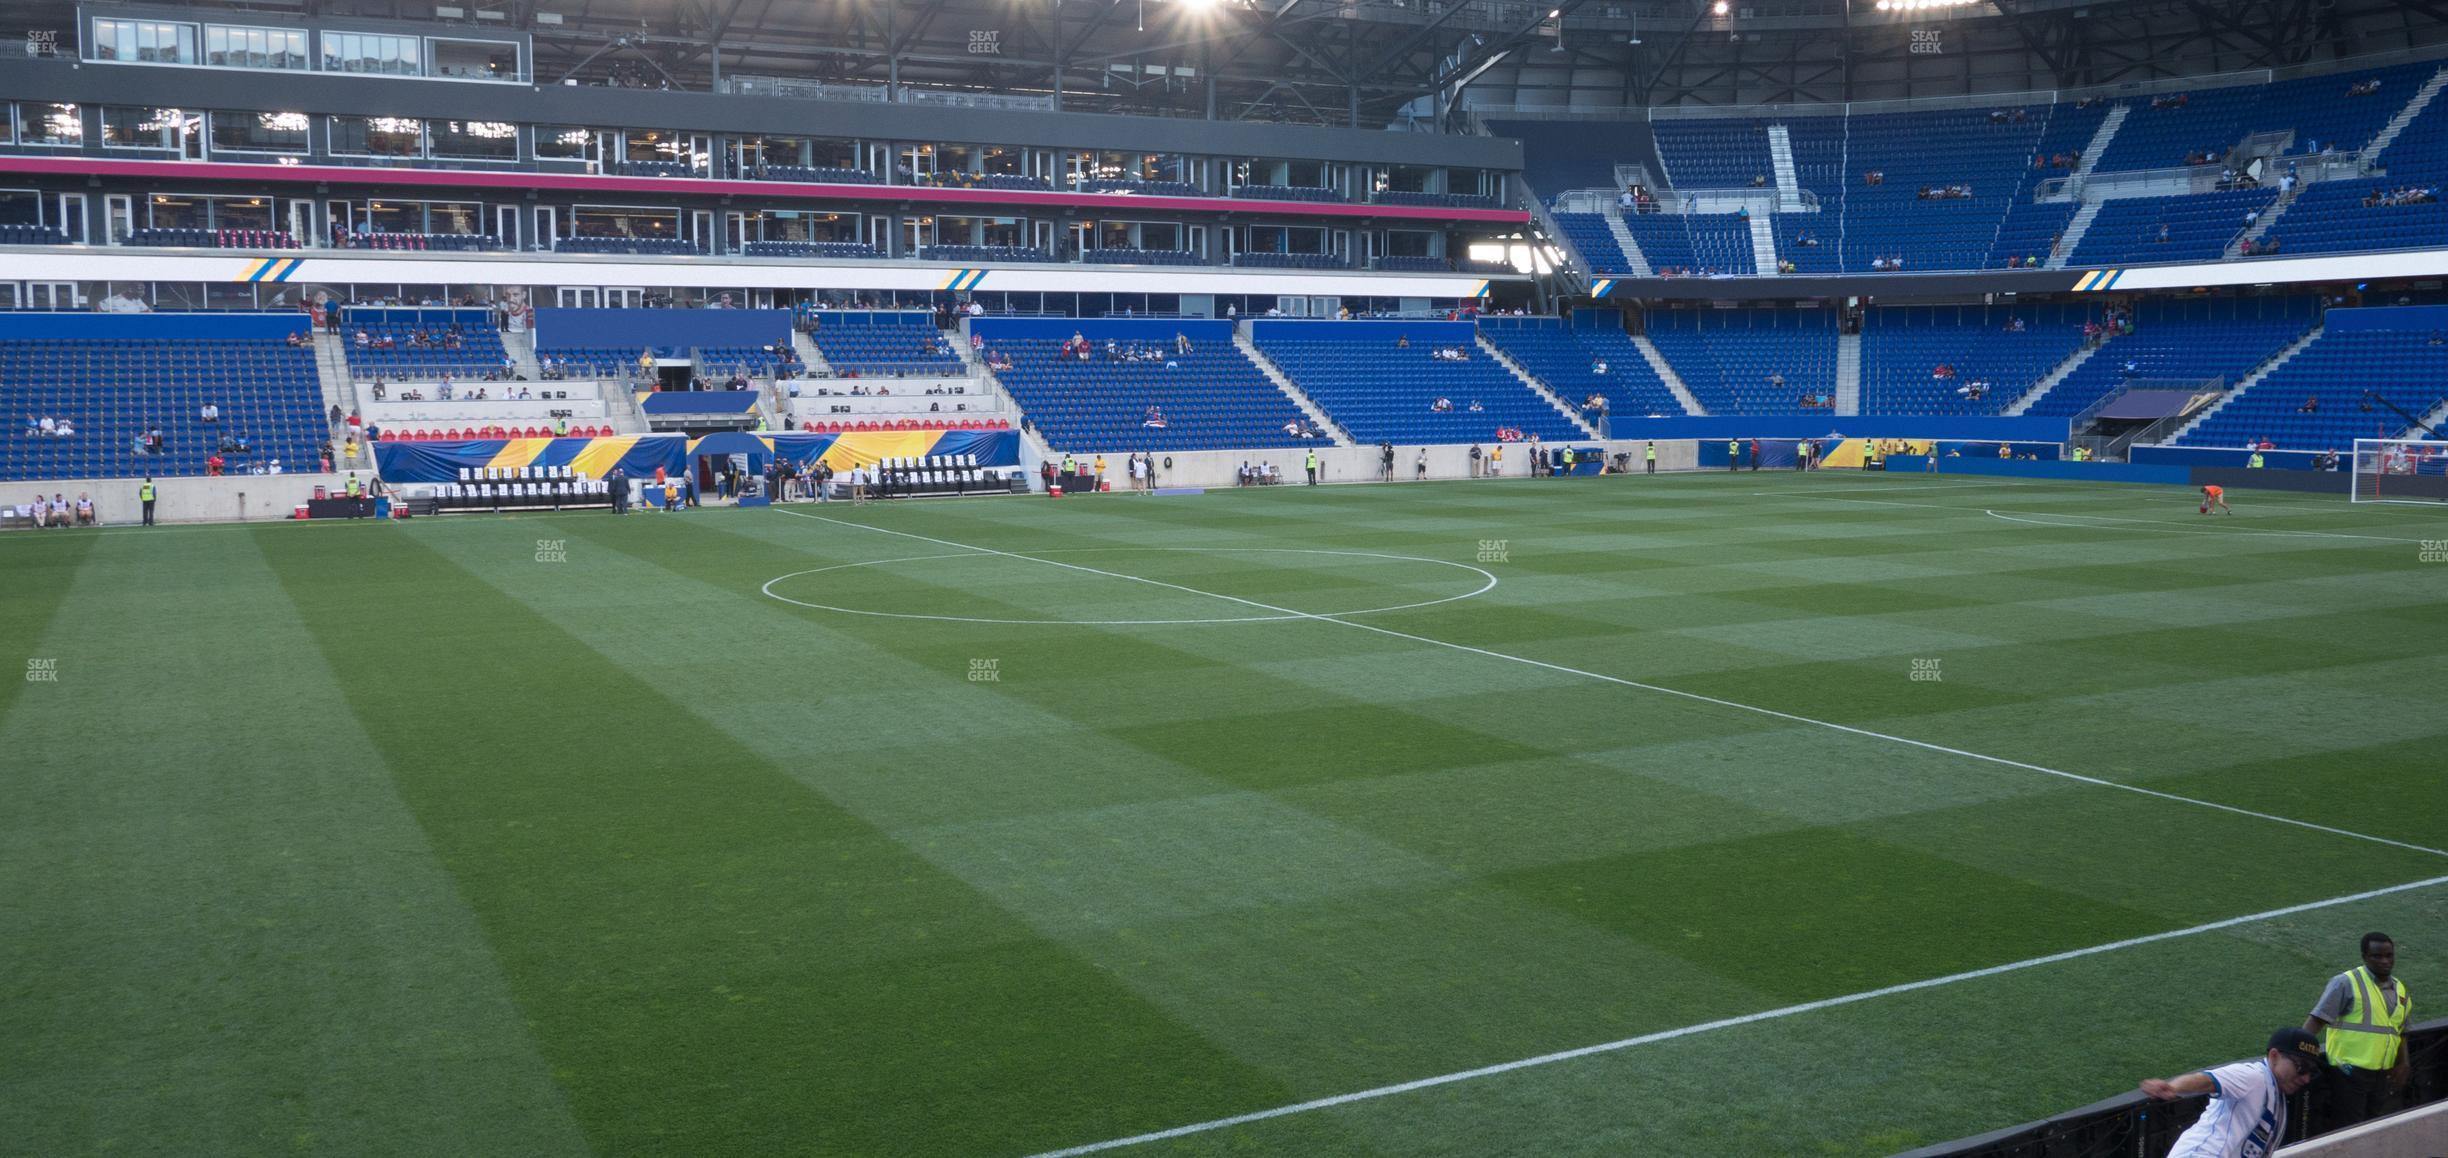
[[769, 507, 2448, 861], [1019, 873, 2448, 1156], [1982, 509, 2427, 544]]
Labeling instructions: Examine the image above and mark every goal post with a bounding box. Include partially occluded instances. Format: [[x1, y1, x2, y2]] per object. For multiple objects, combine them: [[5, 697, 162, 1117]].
[[2351, 439, 2448, 504]]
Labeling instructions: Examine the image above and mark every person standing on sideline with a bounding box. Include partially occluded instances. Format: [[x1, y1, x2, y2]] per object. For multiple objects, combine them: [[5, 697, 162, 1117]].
[[138, 477, 158, 526], [1380, 441, 1396, 481], [1645, 441, 1657, 474], [1415, 448, 1428, 480], [2305, 932, 2410, 1132], [1796, 439, 1811, 470], [607, 466, 628, 513], [1726, 438, 1741, 471], [1749, 438, 1762, 471], [2141, 1028, 2324, 1158], [1467, 444, 1481, 478], [1489, 444, 1503, 476], [1304, 449, 1319, 485]]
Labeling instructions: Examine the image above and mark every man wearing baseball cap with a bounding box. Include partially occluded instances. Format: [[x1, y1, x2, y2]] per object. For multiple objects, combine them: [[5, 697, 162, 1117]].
[[2140, 1028, 2324, 1158]]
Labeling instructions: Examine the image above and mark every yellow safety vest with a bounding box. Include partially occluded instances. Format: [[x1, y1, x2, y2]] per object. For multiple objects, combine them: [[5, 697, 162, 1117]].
[[2324, 967, 2409, 1071], [2248, 453, 2265, 468], [346, 478, 361, 497], [139, 483, 156, 502], [1645, 445, 1655, 461]]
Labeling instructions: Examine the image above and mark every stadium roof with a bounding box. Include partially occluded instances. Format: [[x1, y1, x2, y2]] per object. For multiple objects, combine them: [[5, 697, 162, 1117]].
[[14, 0, 2447, 126]]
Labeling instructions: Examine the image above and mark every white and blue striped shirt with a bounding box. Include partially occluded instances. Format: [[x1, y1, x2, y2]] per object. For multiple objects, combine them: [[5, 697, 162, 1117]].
[[2166, 1059, 2286, 1158]]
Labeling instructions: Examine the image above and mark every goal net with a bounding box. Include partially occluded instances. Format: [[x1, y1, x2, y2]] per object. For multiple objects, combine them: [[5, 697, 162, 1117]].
[[2351, 439, 2448, 504]]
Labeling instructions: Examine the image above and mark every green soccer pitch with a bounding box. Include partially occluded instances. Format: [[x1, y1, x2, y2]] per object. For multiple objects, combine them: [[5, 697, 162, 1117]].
[[5, 471, 2444, 1157]]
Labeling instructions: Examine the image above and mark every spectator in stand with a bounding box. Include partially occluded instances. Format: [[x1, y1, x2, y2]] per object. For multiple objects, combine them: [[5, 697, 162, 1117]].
[[2139, 1028, 2322, 1158], [200, 402, 219, 424]]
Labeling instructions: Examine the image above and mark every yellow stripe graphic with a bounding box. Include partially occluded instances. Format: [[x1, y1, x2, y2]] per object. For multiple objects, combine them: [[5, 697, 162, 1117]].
[[485, 438, 553, 473], [566, 435, 640, 481]]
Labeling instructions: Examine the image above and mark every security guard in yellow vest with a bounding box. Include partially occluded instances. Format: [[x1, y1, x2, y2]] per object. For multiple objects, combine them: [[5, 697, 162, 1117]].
[[138, 478, 158, 526], [2248, 451, 2266, 468], [1645, 441, 1656, 474], [1725, 439, 1740, 472], [2305, 931, 2411, 1131]]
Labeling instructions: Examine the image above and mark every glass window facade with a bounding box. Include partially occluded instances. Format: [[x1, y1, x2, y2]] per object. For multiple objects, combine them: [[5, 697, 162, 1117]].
[[322, 32, 422, 76], [100, 107, 193, 152], [429, 120, 519, 161], [92, 19, 198, 64], [204, 25, 309, 70], [330, 114, 425, 157], [209, 111, 309, 155]]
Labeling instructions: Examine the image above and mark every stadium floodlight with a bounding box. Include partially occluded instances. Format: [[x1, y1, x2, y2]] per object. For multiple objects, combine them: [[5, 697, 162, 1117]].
[[2352, 439, 2448, 504]]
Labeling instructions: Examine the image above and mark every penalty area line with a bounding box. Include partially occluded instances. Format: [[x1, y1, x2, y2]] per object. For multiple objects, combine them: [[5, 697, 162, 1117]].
[[1017, 873, 2448, 1157]]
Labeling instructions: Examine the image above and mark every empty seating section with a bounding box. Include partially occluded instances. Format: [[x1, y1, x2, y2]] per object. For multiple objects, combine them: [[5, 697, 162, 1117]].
[[1988, 202, 2080, 269], [1551, 213, 1632, 274], [1253, 321, 1583, 444], [1085, 248, 1204, 265], [1372, 190, 1503, 209], [2177, 325, 2448, 451], [806, 311, 963, 375], [1839, 106, 2052, 272], [0, 223, 67, 245], [1860, 306, 2089, 416], [557, 236, 704, 255], [1478, 320, 1685, 418], [919, 244, 1058, 263], [917, 173, 1053, 192], [751, 165, 882, 184], [333, 231, 502, 251], [1652, 120, 1773, 188], [2257, 94, 2448, 256], [2, 315, 324, 482], [1644, 310, 1837, 415], [744, 240, 884, 259], [1075, 179, 1203, 197], [978, 321, 1307, 452], [1231, 184, 1348, 203], [344, 313, 509, 379], [2020, 298, 2316, 418], [2070, 188, 2276, 264], [697, 346, 782, 376], [2092, 64, 2434, 173], [1232, 252, 1352, 269], [1513, 67, 2448, 274], [618, 160, 699, 178], [1623, 213, 1756, 276], [1374, 255, 1459, 272]]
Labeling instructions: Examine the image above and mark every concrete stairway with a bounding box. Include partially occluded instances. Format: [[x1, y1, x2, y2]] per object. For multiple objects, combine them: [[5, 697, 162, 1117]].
[[2067, 104, 2129, 187], [2365, 67, 2448, 159], [1234, 326, 1352, 445], [2004, 340, 2105, 416], [1767, 125, 1805, 212], [501, 329, 542, 379], [1630, 335, 1707, 415], [2228, 183, 2303, 256], [2161, 324, 2326, 444], [308, 332, 369, 469], [1477, 336, 1600, 437], [1834, 331, 1861, 416], [1600, 207, 1654, 277], [1748, 213, 1779, 275], [791, 329, 832, 375], [2045, 201, 2105, 269]]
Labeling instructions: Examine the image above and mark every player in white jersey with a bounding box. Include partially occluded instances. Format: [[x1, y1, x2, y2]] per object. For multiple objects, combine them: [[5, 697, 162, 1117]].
[[2141, 1027, 2324, 1158]]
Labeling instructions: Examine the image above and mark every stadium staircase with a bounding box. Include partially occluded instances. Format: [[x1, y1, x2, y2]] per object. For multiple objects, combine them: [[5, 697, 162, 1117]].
[[2160, 323, 2326, 444], [602, 378, 649, 434], [2069, 105, 2129, 187], [2003, 341, 2106, 416], [2413, 396, 2448, 438], [1233, 327, 1352, 445], [1767, 125, 1806, 212], [2227, 183, 2304, 256], [501, 330, 542, 380], [1834, 331, 1862, 416], [2365, 67, 2448, 158], [1747, 214, 1780, 275], [1476, 336, 1601, 436], [1631, 335, 1707, 415], [309, 332, 369, 469], [2046, 202, 2105, 269], [790, 329, 832, 375], [1601, 208, 1654, 277]]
